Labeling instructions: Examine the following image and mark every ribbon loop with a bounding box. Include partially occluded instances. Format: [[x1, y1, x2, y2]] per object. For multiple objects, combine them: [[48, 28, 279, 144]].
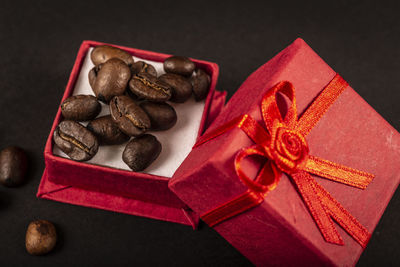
[[304, 156, 374, 189], [197, 74, 374, 247], [235, 145, 281, 194], [261, 81, 298, 132], [235, 145, 271, 193]]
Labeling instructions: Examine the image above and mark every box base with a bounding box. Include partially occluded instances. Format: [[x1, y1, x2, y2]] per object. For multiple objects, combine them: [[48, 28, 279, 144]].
[[37, 168, 199, 227]]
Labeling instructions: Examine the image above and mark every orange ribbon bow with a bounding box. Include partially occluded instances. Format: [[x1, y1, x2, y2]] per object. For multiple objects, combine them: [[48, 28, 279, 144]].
[[194, 74, 374, 247]]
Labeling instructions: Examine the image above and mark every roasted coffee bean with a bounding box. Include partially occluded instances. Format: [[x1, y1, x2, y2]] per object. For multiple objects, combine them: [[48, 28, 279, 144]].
[[128, 73, 171, 102], [124, 86, 140, 101], [87, 115, 130, 145], [91, 45, 134, 66], [61, 95, 101, 121], [130, 61, 157, 76], [91, 58, 131, 103], [88, 64, 102, 88], [158, 73, 192, 103], [53, 120, 99, 161], [26, 220, 57, 256], [88, 67, 96, 88], [140, 102, 177, 131], [0, 146, 28, 187], [110, 95, 151, 136], [191, 68, 211, 101], [164, 56, 195, 76], [122, 134, 161, 171]]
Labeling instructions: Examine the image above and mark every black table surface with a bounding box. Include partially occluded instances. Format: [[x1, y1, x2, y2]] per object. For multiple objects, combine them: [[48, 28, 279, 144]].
[[1, 0, 399, 266]]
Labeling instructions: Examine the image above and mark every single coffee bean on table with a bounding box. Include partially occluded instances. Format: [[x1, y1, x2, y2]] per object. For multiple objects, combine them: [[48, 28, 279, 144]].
[[128, 72, 172, 102], [130, 61, 157, 77], [25, 220, 57, 256], [110, 95, 151, 137], [158, 73, 193, 103], [87, 115, 130, 145], [61, 95, 101, 121], [53, 120, 99, 161], [90, 45, 134, 66], [163, 56, 195, 77], [190, 68, 211, 101], [0, 146, 28, 187], [122, 134, 162, 171], [90, 58, 131, 103], [140, 102, 177, 131]]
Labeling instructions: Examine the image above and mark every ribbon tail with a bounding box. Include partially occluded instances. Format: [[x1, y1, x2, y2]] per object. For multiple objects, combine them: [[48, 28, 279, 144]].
[[291, 171, 344, 245], [291, 171, 370, 247], [313, 181, 371, 248], [304, 155, 374, 189]]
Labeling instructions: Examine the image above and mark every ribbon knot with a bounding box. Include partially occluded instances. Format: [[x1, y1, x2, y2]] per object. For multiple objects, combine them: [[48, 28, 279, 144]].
[[194, 74, 374, 248], [265, 121, 309, 174]]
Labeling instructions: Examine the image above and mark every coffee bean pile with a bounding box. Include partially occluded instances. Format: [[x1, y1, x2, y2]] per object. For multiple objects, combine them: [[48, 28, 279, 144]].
[[53, 45, 211, 171]]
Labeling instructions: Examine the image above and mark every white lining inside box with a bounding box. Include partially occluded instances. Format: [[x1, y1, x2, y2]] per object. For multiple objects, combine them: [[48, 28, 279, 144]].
[[53, 48, 205, 178]]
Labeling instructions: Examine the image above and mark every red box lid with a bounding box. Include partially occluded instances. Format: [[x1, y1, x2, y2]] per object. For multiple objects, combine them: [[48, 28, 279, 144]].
[[169, 38, 400, 266]]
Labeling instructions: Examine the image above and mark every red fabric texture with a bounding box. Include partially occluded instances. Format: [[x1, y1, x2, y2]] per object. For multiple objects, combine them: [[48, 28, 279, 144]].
[[37, 40, 226, 227], [169, 38, 400, 266]]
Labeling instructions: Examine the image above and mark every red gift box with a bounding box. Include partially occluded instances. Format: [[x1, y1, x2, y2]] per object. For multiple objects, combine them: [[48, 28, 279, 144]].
[[37, 40, 226, 227], [38, 39, 400, 266], [169, 38, 400, 266]]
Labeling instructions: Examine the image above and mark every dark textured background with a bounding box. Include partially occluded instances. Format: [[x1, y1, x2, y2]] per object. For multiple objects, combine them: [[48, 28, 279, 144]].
[[0, 0, 399, 266]]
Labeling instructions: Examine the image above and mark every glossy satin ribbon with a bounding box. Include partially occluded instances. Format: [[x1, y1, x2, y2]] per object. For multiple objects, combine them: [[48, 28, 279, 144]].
[[194, 74, 374, 247]]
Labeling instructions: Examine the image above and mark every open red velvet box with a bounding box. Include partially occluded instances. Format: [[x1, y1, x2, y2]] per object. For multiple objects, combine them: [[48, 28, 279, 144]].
[[38, 39, 400, 266], [37, 40, 226, 227]]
